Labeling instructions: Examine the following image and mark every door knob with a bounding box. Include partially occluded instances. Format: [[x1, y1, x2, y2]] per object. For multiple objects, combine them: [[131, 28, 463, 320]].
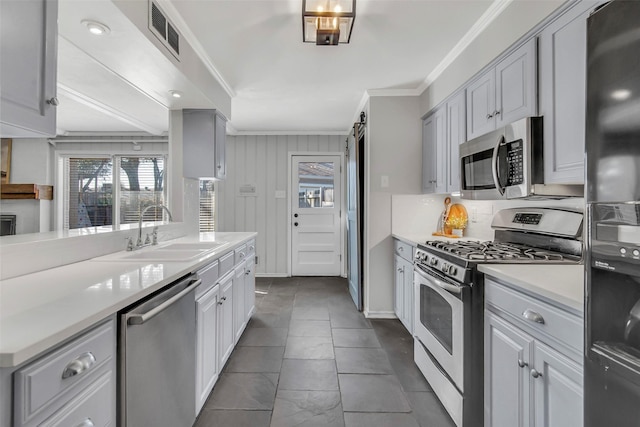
[[294, 222, 299, 227], [294, 213, 299, 218]]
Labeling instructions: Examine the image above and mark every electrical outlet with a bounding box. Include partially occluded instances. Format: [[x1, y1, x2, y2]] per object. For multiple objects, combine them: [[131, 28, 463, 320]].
[[470, 207, 478, 223]]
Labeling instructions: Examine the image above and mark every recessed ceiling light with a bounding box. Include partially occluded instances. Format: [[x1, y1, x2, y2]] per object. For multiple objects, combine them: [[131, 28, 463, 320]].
[[611, 89, 631, 101], [81, 20, 110, 36], [169, 90, 183, 98]]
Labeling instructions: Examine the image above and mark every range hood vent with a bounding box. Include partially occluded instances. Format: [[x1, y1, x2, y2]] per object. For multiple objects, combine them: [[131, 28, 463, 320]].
[[148, 1, 180, 60]]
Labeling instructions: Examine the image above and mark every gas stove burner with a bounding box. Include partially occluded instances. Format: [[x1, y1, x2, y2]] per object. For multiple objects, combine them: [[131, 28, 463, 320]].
[[421, 240, 571, 263]]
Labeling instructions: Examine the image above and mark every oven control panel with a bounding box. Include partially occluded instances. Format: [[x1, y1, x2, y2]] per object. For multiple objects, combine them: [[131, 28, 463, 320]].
[[415, 249, 469, 283]]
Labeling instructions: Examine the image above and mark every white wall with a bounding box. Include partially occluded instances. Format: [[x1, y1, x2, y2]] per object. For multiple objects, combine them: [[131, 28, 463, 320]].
[[365, 95, 422, 317], [217, 134, 345, 276], [420, 0, 564, 115]]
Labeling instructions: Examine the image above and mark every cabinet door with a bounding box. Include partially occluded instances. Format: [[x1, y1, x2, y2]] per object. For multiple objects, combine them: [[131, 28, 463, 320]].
[[214, 112, 227, 180], [401, 256, 414, 334], [244, 258, 256, 323], [466, 69, 496, 140], [0, 0, 58, 137], [485, 312, 533, 427], [539, 2, 601, 184], [196, 286, 219, 414], [446, 91, 466, 192], [532, 341, 583, 427], [495, 38, 538, 127], [233, 264, 246, 343], [218, 272, 234, 369], [434, 108, 447, 194], [394, 254, 404, 322], [422, 109, 445, 193]]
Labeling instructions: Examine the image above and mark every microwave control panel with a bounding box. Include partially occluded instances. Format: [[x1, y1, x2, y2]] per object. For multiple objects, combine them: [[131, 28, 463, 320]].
[[505, 139, 524, 185]]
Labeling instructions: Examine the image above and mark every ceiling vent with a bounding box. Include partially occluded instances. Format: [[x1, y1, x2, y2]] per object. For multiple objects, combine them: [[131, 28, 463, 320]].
[[148, 1, 180, 60]]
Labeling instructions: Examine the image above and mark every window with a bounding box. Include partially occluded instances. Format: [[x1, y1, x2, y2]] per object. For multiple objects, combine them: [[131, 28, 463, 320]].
[[63, 155, 166, 229], [199, 179, 215, 232]]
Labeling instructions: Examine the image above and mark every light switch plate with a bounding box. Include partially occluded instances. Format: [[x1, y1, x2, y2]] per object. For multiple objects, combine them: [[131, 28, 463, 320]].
[[381, 175, 389, 188]]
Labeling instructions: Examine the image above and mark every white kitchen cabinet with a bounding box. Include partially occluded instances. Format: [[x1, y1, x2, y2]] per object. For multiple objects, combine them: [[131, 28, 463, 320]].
[[484, 277, 583, 427], [13, 318, 116, 427], [217, 270, 234, 370], [233, 264, 246, 343], [244, 257, 256, 323], [467, 38, 537, 140], [422, 108, 445, 194], [195, 284, 219, 415], [445, 91, 466, 192], [538, 1, 603, 184], [393, 239, 414, 333], [183, 109, 227, 179], [0, 0, 58, 137]]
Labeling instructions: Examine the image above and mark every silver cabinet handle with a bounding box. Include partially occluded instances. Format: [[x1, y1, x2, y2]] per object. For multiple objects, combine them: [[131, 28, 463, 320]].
[[240, 252, 245, 258], [399, 247, 404, 252], [517, 359, 528, 368], [128, 278, 201, 325], [75, 419, 95, 427], [522, 309, 545, 324], [245, 270, 251, 275], [46, 97, 59, 106], [494, 110, 501, 116], [531, 369, 542, 378], [221, 296, 227, 301], [397, 267, 403, 272], [487, 113, 494, 119], [62, 352, 96, 379], [249, 245, 255, 251]]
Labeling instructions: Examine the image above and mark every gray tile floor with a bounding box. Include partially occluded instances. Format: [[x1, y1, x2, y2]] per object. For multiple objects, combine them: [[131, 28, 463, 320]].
[[194, 276, 456, 427]]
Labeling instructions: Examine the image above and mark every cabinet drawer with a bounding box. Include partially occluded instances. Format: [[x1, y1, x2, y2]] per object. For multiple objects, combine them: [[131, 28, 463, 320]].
[[235, 244, 248, 265], [40, 371, 114, 427], [218, 251, 235, 277], [14, 319, 115, 425], [394, 239, 414, 262], [196, 260, 219, 299], [485, 279, 582, 353], [246, 239, 256, 256]]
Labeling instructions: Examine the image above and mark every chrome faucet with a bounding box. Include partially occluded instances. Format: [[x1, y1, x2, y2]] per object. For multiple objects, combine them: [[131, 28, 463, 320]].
[[132, 204, 173, 250]]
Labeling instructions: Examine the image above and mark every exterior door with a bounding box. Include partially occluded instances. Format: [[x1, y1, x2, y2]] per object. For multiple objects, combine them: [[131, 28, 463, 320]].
[[291, 155, 342, 276]]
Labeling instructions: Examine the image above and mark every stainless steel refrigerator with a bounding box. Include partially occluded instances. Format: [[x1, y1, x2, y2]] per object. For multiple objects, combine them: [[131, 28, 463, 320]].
[[585, 1, 640, 425]]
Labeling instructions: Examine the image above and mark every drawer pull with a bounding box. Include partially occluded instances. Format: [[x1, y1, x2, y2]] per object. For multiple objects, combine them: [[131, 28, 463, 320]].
[[249, 245, 255, 251], [75, 419, 95, 427], [240, 252, 245, 258], [62, 352, 96, 379], [522, 309, 545, 324], [530, 369, 543, 379], [517, 359, 528, 368], [399, 247, 404, 252]]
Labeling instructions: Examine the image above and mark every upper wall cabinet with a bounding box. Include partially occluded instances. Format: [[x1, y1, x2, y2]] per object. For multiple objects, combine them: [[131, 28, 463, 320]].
[[423, 90, 465, 194], [538, 1, 604, 184], [0, 0, 58, 138], [466, 38, 537, 140], [183, 109, 227, 180]]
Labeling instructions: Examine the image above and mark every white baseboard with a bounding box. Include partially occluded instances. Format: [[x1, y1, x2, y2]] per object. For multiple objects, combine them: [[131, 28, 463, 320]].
[[256, 273, 288, 278], [364, 310, 398, 319]]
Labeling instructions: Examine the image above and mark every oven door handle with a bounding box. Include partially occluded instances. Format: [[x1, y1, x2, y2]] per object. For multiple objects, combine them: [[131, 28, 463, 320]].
[[415, 267, 462, 295], [491, 135, 506, 196]]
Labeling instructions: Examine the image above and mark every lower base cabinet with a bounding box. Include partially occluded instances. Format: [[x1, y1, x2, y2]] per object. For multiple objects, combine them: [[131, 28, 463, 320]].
[[393, 239, 414, 333], [233, 265, 246, 344], [195, 284, 220, 414], [217, 270, 235, 371], [484, 278, 583, 427], [245, 258, 256, 320]]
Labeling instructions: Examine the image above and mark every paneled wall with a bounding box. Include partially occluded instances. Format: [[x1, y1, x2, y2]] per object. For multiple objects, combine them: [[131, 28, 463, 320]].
[[217, 135, 346, 276]]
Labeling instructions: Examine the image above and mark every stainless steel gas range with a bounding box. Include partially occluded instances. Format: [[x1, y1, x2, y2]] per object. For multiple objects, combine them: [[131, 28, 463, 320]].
[[413, 207, 583, 427]]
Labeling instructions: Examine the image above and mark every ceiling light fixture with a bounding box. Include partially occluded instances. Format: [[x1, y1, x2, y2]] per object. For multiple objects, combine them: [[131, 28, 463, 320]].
[[169, 90, 183, 98], [302, 0, 355, 46], [611, 89, 631, 101], [81, 20, 111, 36]]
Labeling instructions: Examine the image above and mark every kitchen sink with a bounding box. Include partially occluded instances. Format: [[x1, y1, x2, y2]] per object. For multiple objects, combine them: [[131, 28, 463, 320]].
[[93, 249, 211, 262], [158, 241, 228, 251]]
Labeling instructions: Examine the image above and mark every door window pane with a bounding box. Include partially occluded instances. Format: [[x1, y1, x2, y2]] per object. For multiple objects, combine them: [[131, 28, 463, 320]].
[[66, 158, 113, 229], [298, 162, 334, 208], [119, 157, 166, 224], [199, 179, 215, 232]]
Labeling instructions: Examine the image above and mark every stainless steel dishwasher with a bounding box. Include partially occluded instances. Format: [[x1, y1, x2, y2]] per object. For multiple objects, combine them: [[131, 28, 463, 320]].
[[119, 273, 201, 427]]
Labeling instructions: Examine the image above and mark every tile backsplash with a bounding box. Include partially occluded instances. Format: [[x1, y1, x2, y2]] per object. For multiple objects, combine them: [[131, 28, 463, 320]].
[[392, 193, 585, 242]]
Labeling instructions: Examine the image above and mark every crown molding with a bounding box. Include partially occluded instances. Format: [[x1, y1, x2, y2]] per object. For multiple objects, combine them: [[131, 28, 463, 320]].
[[416, 0, 514, 94], [57, 84, 166, 135], [366, 88, 422, 97], [154, 0, 236, 98], [227, 130, 349, 137]]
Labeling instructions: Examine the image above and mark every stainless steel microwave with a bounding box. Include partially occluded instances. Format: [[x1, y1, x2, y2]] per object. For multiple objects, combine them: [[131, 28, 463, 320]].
[[459, 116, 583, 200]]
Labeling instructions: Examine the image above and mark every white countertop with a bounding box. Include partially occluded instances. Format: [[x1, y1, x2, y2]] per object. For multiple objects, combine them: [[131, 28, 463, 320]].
[[0, 232, 256, 368], [478, 264, 585, 315]]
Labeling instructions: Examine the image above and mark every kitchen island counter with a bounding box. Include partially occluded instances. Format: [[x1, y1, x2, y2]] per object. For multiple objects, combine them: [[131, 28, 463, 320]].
[[0, 232, 256, 368]]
